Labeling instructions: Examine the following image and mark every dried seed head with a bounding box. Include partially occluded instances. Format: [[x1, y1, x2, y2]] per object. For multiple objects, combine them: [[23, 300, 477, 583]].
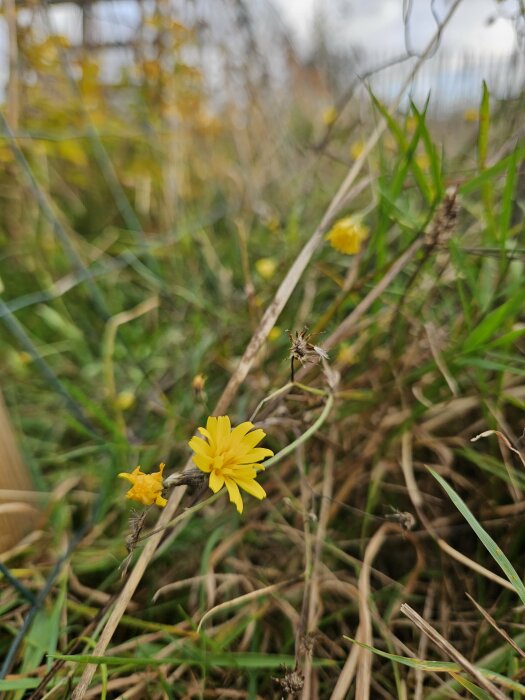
[[425, 187, 459, 247], [273, 668, 304, 696], [385, 508, 416, 532], [287, 327, 329, 381]]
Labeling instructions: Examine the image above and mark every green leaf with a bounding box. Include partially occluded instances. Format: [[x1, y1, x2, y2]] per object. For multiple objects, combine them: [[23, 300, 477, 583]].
[[50, 651, 335, 670], [428, 468, 525, 606], [461, 288, 525, 354], [478, 81, 490, 171]]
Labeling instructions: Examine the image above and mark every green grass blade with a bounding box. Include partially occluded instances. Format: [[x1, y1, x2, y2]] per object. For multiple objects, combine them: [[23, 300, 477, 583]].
[[429, 468, 525, 605]]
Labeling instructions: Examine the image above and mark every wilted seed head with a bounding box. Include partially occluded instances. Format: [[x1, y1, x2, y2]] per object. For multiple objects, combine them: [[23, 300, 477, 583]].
[[425, 187, 459, 247], [288, 328, 330, 381], [273, 668, 304, 695], [288, 328, 329, 365], [385, 507, 416, 532]]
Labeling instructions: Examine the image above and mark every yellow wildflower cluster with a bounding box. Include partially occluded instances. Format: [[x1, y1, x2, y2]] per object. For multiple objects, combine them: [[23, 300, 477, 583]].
[[326, 217, 369, 255], [119, 417, 273, 514]]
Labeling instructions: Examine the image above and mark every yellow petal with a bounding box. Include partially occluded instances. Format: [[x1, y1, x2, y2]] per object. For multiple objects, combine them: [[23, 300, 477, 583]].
[[224, 476, 243, 514], [192, 454, 212, 472], [155, 495, 168, 507], [118, 472, 134, 483], [236, 428, 266, 454], [222, 466, 258, 480], [228, 421, 255, 448], [235, 477, 266, 500], [215, 416, 231, 452], [205, 417, 218, 446], [189, 436, 212, 457], [209, 470, 225, 493], [235, 447, 274, 464]]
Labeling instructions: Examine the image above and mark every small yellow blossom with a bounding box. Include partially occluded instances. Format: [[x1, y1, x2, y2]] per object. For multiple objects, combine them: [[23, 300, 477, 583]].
[[268, 326, 281, 342], [415, 153, 430, 171], [255, 257, 277, 280], [349, 140, 366, 160], [118, 463, 167, 508], [192, 373, 206, 393], [322, 106, 338, 126], [264, 216, 280, 233], [189, 416, 273, 514], [406, 116, 417, 133], [115, 390, 135, 411], [326, 217, 369, 255], [336, 344, 357, 366], [463, 108, 478, 123]]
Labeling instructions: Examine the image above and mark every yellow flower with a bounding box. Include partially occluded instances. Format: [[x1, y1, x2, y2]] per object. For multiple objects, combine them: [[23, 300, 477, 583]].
[[415, 153, 430, 171], [326, 217, 369, 255], [463, 108, 478, 123], [118, 463, 167, 508], [406, 116, 417, 133], [115, 390, 135, 411], [268, 326, 281, 342], [189, 416, 273, 513], [322, 106, 338, 126], [349, 140, 365, 160], [255, 257, 277, 280]]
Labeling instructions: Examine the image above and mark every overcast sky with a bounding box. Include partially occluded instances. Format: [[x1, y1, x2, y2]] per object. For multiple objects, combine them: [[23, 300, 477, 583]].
[[0, 0, 522, 108], [270, 0, 518, 56]]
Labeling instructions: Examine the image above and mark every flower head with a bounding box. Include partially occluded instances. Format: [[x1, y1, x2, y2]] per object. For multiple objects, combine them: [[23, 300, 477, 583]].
[[326, 217, 369, 255], [118, 463, 167, 508], [189, 416, 273, 513]]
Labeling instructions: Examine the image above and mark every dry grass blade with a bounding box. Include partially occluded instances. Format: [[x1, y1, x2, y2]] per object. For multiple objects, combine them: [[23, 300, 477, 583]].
[[400, 603, 508, 700], [466, 592, 525, 660], [196, 580, 293, 633], [471, 430, 525, 470], [0, 390, 39, 552]]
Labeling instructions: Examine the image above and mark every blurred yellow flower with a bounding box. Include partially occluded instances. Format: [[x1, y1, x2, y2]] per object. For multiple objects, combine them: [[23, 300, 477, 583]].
[[115, 390, 135, 411], [406, 116, 417, 133], [326, 217, 369, 255], [192, 373, 206, 393], [189, 416, 273, 513], [322, 106, 338, 126], [336, 344, 357, 366], [119, 463, 167, 507], [415, 153, 430, 171], [268, 326, 281, 342], [350, 140, 366, 160], [255, 257, 277, 280], [463, 108, 478, 123]]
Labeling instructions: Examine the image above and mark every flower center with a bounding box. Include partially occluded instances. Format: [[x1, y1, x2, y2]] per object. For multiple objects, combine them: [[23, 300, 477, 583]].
[[212, 455, 224, 473]]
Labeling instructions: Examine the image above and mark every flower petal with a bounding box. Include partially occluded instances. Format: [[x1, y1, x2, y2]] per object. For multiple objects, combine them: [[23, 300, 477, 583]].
[[235, 477, 266, 500], [222, 466, 258, 480], [192, 454, 212, 472], [189, 436, 212, 458], [205, 417, 218, 446], [234, 428, 267, 453], [215, 416, 231, 452], [209, 470, 225, 493], [235, 447, 274, 464], [118, 472, 134, 483], [227, 421, 255, 450], [224, 476, 243, 513], [155, 495, 168, 507]]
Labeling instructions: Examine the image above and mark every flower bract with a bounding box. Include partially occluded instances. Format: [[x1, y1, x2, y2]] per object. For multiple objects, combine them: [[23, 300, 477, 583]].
[[326, 217, 369, 255], [118, 463, 167, 508], [189, 416, 273, 514]]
